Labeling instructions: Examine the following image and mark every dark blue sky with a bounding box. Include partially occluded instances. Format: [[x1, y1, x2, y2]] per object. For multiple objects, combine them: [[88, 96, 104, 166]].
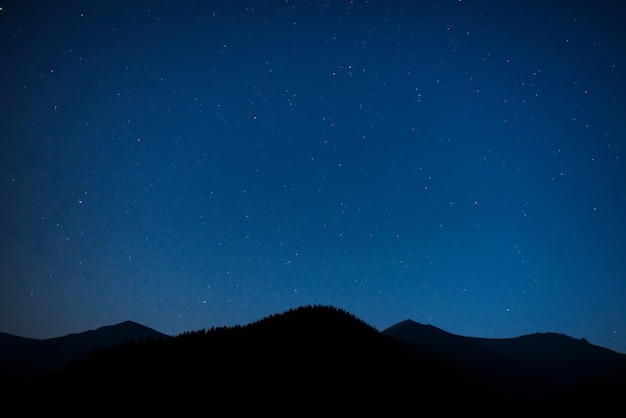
[[1, 1, 625, 353]]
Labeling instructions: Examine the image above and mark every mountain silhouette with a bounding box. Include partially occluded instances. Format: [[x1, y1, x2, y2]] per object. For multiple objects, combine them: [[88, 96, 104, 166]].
[[382, 319, 626, 410], [0, 320, 169, 388], [2, 306, 625, 415]]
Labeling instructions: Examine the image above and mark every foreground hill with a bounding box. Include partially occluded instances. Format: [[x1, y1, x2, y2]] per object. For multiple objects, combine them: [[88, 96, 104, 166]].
[[3, 306, 625, 415], [5, 306, 500, 414]]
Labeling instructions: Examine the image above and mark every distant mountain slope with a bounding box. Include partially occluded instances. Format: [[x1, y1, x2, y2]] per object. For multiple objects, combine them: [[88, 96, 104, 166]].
[[0, 320, 169, 388], [382, 319, 626, 406], [472, 331, 626, 384]]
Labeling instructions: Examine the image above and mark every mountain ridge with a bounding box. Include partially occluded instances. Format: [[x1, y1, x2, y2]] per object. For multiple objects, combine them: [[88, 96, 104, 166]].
[[2, 306, 625, 414], [381, 317, 626, 401]]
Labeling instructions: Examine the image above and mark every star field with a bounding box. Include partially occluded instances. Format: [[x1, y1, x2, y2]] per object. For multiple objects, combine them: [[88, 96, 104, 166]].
[[1, 1, 625, 354]]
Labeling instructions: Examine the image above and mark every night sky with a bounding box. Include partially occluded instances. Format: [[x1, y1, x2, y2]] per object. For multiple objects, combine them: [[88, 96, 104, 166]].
[[1, 1, 625, 354]]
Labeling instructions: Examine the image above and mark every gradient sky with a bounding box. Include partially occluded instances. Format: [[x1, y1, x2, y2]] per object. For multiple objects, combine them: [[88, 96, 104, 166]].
[[1, 1, 625, 353]]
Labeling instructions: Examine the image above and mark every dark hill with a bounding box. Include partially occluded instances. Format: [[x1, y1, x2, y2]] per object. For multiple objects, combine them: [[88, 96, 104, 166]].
[[4, 306, 499, 414]]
